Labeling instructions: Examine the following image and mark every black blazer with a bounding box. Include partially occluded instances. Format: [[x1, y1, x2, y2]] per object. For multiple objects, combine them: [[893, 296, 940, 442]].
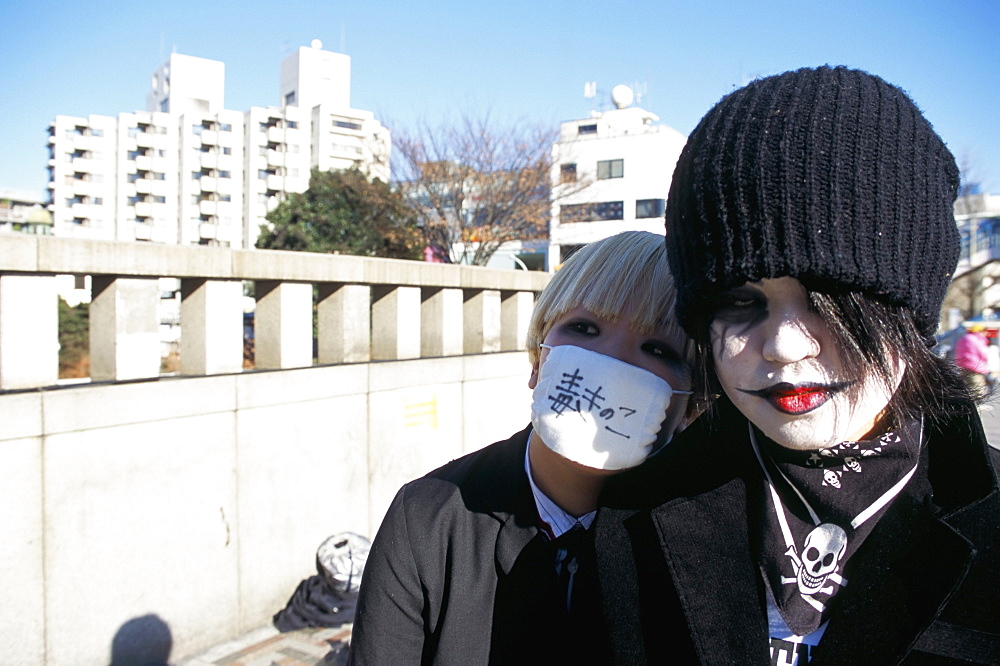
[[349, 426, 612, 665], [595, 400, 1000, 665]]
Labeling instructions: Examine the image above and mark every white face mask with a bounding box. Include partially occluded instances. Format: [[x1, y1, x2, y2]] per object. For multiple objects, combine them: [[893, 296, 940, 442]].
[[530, 344, 692, 470]]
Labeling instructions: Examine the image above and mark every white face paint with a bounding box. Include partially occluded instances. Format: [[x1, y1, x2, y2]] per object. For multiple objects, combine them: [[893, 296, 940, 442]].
[[710, 277, 903, 451]]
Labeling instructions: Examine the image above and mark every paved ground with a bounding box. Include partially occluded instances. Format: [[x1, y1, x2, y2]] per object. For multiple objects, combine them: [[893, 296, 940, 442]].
[[178, 625, 351, 666], [179, 403, 1000, 664]]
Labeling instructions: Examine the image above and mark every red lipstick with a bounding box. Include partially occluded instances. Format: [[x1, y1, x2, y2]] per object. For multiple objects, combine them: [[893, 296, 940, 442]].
[[740, 382, 851, 415]]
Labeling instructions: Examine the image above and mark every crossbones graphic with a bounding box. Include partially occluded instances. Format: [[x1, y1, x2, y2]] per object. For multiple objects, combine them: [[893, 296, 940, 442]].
[[782, 523, 849, 612]]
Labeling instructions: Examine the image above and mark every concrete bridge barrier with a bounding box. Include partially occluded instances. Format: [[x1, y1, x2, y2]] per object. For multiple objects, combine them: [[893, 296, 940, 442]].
[[0, 236, 549, 664]]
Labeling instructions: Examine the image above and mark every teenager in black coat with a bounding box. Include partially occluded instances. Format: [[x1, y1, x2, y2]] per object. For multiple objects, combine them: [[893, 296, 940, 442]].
[[595, 66, 1000, 664], [349, 231, 695, 664]]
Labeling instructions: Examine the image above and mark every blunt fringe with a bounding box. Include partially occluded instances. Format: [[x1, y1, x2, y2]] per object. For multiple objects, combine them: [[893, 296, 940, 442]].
[[526, 231, 683, 366]]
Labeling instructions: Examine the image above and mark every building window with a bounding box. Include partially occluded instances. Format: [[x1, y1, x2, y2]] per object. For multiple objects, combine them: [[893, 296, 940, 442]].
[[220, 123, 232, 132], [222, 146, 232, 155], [285, 91, 296, 105], [287, 121, 298, 129], [597, 159, 624, 180], [334, 119, 362, 131], [578, 124, 598, 135], [192, 124, 204, 135], [560, 201, 624, 223], [192, 171, 201, 180], [560, 164, 577, 183], [219, 170, 231, 179], [636, 198, 665, 219]]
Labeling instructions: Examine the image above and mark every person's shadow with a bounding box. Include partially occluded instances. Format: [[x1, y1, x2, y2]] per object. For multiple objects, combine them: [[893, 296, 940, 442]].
[[110, 614, 172, 666]]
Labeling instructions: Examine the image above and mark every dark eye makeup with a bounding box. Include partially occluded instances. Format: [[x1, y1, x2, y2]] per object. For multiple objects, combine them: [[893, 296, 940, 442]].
[[712, 285, 767, 325]]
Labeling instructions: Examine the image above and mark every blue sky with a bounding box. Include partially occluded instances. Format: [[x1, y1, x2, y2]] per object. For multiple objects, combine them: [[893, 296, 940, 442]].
[[3, 0, 998, 196]]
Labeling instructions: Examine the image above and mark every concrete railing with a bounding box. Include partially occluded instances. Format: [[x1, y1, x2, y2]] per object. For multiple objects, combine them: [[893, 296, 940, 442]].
[[0, 236, 550, 665], [0, 235, 549, 388]]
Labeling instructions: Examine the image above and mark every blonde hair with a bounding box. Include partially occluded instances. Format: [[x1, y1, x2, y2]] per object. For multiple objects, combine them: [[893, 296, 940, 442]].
[[526, 231, 683, 365]]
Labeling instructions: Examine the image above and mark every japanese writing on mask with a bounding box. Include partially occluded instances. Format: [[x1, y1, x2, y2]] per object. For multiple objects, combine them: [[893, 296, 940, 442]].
[[547, 367, 638, 438]]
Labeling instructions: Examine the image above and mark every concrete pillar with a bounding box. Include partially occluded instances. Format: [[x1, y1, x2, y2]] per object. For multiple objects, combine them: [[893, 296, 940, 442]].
[[254, 281, 313, 370], [372, 285, 420, 360], [421, 287, 463, 357], [463, 289, 501, 354], [90, 276, 161, 382], [0, 275, 58, 389], [180, 279, 244, 375], [317, 284, 371, 364], [501, 290, 535, 351]]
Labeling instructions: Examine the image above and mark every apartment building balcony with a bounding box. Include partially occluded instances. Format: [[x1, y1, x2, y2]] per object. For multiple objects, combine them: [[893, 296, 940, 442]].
[[71, 156, 95, 171], [199, 176, 218, 192], [266, 149, 286, 167], [200, 129, 218, 146], [70, 202, 97, 218], [135, 132, 154, 148], [199, 200, 217, 216], [133, 222, 153, 241], [134, 178, 153, 194], [266, 174, 285, 192], [135, 155, 153, 171], [71, 179, 96, 196], [266, 127, 286, 144], [198, 221, 218, 239], [134, 202, 153, 217], [68, 134, 102, 152]]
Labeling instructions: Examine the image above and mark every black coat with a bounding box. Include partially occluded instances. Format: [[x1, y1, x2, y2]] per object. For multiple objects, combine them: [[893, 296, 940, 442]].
[[595, 399, 1000, 664], [348, 426, 612, 665]]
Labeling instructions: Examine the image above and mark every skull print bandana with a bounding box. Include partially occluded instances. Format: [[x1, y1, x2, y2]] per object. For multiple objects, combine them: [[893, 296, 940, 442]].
[[751, 419, 922, 636]]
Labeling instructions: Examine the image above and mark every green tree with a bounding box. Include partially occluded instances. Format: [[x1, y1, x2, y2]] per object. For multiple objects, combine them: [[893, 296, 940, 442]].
[[257, 167, 423, 260], [58, 298, 89, 378]]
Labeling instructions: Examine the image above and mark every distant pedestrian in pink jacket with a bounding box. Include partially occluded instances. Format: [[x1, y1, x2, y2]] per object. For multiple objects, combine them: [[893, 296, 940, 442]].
[[955, 325, 990, 389]]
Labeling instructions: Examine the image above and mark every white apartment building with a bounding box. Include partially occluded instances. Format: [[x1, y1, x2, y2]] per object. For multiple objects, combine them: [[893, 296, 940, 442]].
[[944, 193, 1000, 322], [47, 42, 390, 249], [0, 187, 51, 235], [548, 85, 687, 267]]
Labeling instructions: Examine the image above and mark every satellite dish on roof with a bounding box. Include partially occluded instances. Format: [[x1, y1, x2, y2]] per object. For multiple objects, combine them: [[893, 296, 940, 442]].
[[611, 84, 634, 109], [311, 39, 323, 49]]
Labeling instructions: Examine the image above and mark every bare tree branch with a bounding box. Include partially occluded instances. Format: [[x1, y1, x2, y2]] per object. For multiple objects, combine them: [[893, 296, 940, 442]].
[[392, 113, 587, 266]]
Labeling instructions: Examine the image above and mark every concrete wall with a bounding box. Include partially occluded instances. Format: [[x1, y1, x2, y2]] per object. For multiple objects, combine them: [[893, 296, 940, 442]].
[[0, 237, 547, 664], [0, 352, 532, 664]]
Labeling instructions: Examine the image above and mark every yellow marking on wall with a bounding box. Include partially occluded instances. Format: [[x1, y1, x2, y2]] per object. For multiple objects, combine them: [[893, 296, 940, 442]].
[[403, 394, 438, 429]]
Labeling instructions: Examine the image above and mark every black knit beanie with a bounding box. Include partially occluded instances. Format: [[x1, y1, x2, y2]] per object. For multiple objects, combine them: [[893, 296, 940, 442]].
[[666, 66, 960, 338]]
